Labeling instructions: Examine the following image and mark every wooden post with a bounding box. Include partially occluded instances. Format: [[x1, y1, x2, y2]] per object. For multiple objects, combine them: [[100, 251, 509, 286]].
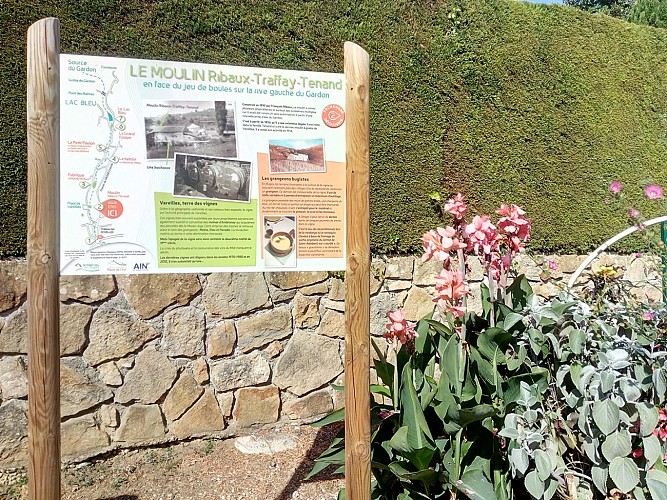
[[27, 17, 61, 500], [344, 41, 371, 500]]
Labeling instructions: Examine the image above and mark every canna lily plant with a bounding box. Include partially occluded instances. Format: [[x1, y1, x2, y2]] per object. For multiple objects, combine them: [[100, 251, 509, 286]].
[[309, 193, 667, 499]]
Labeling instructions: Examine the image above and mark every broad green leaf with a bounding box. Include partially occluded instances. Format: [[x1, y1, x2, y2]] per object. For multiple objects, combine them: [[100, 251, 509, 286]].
[[414, 315, 432, 352], [592, 399, 619, 435], [633, 486, 647, 500], [535, 449, 553, 481], [653, 369, 667, 397], [568, 328, 587, 355], [502, 312, 524, 331], [510, 447, 529, 475], [457, 468, 496, 500], [600, 370, 615, 393], [583, 436, 600, 462], [400, 362, 433, 447], [525, 470, 545, 499], [609, 456, 640, 494], [311, 407, 344, 427], [591, 465, 608, 494], [446, 404, 497, 428], [637, 402, 659, 437], [619, 378, 641, 402], [647, 469, 667, 500], [470, 347, 495, 386], [601, 430, 632, 462], [544, 477, 558, 500], [643, 434, 662, 467], [370, 384, 391, 397], [506, 274, 533, 309]]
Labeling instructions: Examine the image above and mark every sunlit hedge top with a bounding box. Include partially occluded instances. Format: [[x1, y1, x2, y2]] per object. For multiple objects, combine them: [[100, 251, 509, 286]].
[[2, 0, 666, 257]]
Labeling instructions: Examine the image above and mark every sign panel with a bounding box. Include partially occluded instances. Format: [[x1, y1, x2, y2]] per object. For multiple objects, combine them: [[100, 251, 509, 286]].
[[59, 54, 346, 275]]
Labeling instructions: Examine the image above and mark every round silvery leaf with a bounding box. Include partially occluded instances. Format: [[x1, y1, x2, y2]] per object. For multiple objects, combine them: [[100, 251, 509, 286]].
[[601, 430, 632, 462], [593, 399, 619, 436], [609, 456, 639, 494]]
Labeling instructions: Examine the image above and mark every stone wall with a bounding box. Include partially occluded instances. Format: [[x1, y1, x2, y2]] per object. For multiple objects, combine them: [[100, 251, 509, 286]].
[[0, 253, 662, 468]]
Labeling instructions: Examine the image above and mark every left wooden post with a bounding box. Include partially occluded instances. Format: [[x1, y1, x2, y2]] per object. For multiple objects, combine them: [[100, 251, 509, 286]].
[[27, 17, 61, 500]]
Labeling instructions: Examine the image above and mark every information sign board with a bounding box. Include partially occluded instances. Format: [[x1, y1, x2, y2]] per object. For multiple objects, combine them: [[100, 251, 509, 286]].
[[59, 55, 346, 274]]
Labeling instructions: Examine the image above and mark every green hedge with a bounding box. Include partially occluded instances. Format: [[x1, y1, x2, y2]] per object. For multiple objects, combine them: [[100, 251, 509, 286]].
[[1, 0, 666, 257]]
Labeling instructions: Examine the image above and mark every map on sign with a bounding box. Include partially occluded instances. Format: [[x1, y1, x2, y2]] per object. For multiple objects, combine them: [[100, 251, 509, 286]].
[[59, 55, 346, 275]]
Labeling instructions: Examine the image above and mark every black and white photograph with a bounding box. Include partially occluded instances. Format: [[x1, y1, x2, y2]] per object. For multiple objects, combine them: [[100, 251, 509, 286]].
[[144, 100, 237, 159], [173, 153, 251, 202]]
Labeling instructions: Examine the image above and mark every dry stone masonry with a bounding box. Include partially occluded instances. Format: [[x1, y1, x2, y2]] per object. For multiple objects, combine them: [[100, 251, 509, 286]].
[[0, 254, 662, 468]]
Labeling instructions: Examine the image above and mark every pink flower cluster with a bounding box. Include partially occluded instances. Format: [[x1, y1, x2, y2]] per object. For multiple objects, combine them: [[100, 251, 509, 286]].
[[444, 193, 467, 219], [496, 204, 531, 253], [433, 269, 471, 317], [418, 194, 531, 319], [384, 310, 418, 351], [653, 408, 667, 442], [421, 227, 466, 263], [465, 215, 499, 255]]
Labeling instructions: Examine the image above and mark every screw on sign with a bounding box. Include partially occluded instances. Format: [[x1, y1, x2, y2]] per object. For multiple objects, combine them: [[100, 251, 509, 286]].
[[322, 104, 345, 128], [100, 199, 124, 219]]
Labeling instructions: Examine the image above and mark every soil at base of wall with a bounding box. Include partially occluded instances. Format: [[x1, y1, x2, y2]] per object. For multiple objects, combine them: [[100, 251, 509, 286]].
[[0, 425, 344, 500]]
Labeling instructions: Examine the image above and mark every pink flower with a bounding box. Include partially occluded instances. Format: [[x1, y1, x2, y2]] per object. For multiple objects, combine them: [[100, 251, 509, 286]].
[[603, 199, 610, 205], [433, 269, 470, 316], [444, 193, 467, 219], [464, 215, 499, 255], [421, 227, 466, 263], [631, 449, 643, 458], [379, 409, 399, 419], [609, 181, 622, 195], [384, 310, 418, 351], [653, 408, 667, 443], [644, 184, 664, 200], [547, 260, 558, 271], [496, 204, 531, 253], [628, 208, 640, 219], [643, 311, 656, 321]]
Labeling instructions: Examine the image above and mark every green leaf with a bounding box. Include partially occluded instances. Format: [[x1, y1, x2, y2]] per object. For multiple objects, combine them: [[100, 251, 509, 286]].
[[370, 384, 391, 397], [501, 312, 524, 331], [600, 370, 615, 392], [647, 469, 667, 500], [525, 470, 545, 499], [591, 465, 608, 494], [619, 378, 641, 402], [593, 399, 620, 435], [643, 434, 662, 467], [457, 468, 496, 500], [470, 347, 496, 386], [535, 449, 553, 481], [601, 430, 632, 462], [446, 404, 497, 428], [414, 315, 432, 353], [637, 402, 659, 437], [506, 274, 533, 309], [568, 328, 587, 355], [544, 478, 558, 500], [510, 447, 529, 475], [400, 362, 433, 447], [609, 456, 640, 494], [311, 407, 344, 427]]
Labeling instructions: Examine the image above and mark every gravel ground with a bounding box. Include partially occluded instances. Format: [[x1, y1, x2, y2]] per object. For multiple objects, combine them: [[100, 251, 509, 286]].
[[0, 425, 344, 500]]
